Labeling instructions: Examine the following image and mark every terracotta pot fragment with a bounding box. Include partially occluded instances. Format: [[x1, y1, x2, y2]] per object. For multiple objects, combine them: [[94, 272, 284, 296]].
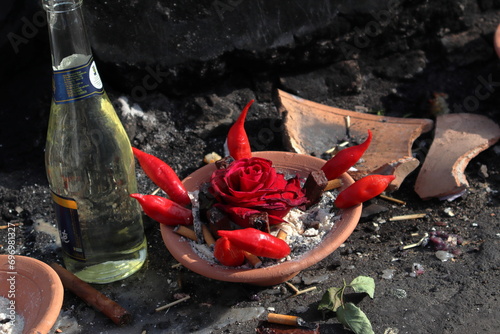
[[371, 156, 421, 192], [414, 113, 500, 200], [278, 89, 434, 187]]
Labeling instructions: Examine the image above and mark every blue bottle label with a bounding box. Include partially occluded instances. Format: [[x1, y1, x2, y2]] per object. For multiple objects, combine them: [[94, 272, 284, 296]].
[[53, 56, 104, 104], [51, 192, 86, 261]]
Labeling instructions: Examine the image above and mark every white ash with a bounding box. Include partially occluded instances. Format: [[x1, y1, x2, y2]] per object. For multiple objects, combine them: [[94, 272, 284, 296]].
[[275, 191, 340, 262], [187, 187, 340, 268], [190, 242, 217, 262], [0, 297, 24, 334], [188, 190, 202, 233], [117, 96, 149, 121]]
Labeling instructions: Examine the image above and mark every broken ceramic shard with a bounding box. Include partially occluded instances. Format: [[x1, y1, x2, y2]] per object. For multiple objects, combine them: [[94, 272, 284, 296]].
[[371, 156, 421, 192], [278, 89, 434, 185], [414, 113, 500, 200]]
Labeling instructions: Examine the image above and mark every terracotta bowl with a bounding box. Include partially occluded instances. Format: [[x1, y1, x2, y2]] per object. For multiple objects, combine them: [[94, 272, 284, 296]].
[[161, 151, 362, 286], [0, 255, 64, 334], [495, 24, 500, 58]]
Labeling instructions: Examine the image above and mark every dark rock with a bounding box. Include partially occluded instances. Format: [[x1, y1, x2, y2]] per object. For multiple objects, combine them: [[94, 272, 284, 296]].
[[279, 60, 362, 101], [478, 0, 500, 10], [2, 0, 500, 172], [279, 71, 329, 102], [373, 50, 427, 80], [0, 0, 52, 171], [440, 30, 494, 66], [361, 204, 390, 218], [83, 0, 349, 93]]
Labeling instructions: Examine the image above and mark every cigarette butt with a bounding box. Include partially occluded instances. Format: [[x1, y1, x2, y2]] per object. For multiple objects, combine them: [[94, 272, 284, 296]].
[[202, 224, 215, 246], [324, 179, 342, 191], [268, 313, 302, 326], [243, 251, 262, 268], [174, 225, 198, 241], [50, 263, 132, 326], [276, 229, 287, 241]]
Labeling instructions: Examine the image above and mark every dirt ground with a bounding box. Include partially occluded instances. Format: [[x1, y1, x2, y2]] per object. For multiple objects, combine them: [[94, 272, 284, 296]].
[[1, 1, 500, 333], [1, 78, 500, 334]]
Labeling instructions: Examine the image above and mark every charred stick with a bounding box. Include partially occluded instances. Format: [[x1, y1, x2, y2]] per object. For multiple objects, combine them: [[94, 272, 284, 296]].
[[206, 206, 232, 236], [50, 263, 132, 326], [249, 212, 270, 233], [303, 170, 328, 207], [215, 156, 235, 169]]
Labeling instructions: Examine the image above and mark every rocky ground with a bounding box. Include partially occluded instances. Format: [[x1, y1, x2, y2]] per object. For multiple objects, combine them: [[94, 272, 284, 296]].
[[1, 0, 500, 333]]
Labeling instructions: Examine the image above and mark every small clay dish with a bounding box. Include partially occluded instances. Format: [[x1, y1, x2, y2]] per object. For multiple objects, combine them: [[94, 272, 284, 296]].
[[0, 255, 64, 334], [161, 151, 362, 286]]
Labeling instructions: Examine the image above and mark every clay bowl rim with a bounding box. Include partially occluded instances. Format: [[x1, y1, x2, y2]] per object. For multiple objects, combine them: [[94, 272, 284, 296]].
[[160, 151, 362, 286], [0, 255, 64, 333]]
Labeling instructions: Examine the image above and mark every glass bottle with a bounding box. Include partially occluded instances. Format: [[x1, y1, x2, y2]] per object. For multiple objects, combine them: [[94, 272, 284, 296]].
[[43, 0, 147, 283]]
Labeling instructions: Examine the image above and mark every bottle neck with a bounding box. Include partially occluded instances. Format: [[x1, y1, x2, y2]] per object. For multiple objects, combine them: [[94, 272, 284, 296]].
[[43, 0, 92, 69]]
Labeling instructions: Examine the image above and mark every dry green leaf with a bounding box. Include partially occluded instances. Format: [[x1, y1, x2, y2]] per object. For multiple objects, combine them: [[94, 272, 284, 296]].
[[336, 302, 374, 334], [350, 276, 375, 298], [318, 287, 343, 313]]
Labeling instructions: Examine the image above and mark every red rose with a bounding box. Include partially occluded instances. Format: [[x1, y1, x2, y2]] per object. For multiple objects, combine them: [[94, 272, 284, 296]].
[[210, 157, 307, 223]]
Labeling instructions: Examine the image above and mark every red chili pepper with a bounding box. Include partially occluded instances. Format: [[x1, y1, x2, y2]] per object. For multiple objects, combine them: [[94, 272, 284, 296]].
[[213, 236, 246, 266], [217, 228, 290, 259], [334, 174, 395, 209], [321, 130, 373, 180], [132, 147, 191, 207], [130, 193, 193, 225], [227, 100, 254, 160]]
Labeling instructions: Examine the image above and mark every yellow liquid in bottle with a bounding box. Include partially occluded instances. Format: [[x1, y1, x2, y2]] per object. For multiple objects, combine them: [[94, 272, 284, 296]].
[[45, 55, 146, 283]]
